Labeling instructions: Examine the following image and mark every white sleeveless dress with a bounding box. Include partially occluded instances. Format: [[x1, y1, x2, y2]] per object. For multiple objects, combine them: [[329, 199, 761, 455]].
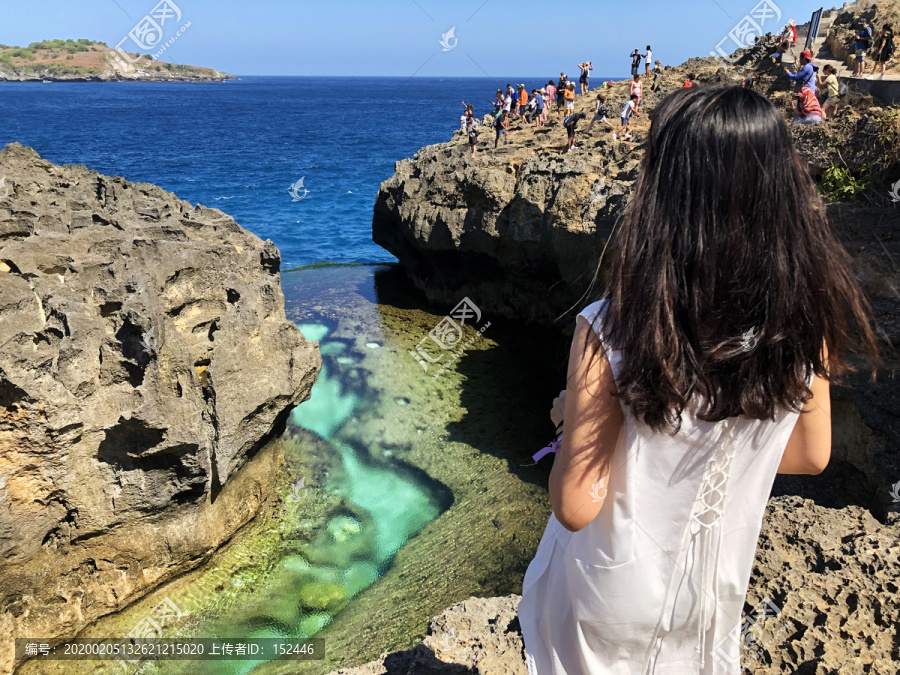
[[518, 299, 808, 675]]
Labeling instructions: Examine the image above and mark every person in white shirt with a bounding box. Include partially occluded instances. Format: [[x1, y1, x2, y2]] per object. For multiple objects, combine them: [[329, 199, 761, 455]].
[[643, 46, 653, 77], [620, 94, 639, 140]]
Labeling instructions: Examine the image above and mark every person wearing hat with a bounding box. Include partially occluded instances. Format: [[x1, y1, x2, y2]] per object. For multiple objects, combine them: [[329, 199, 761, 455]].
[[855, 19, 874, 75], [784, 50, 818, 96], [539, 87, 551, 124], [517, 85, 529, 120], [564, 82, 576, 114]]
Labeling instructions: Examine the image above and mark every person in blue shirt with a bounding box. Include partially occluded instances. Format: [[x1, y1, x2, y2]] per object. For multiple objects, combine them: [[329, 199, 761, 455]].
[[855, 19, 873, 75], [784, 50, 818, 95]]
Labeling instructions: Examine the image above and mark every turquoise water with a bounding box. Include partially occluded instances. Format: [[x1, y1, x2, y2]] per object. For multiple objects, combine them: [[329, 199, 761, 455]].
[[198, 318, 446, 674], [31, 264, 561, 675]]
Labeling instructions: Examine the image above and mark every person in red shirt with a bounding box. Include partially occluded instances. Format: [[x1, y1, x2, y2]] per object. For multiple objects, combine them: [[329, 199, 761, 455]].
[[682, 73, 696, 88]]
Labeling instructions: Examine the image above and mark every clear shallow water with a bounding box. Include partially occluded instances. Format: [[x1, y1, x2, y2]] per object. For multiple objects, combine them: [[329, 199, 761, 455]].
[[0, 76, 609, 268], [27, 264, 566, 675], [5, 78, 577, 674]]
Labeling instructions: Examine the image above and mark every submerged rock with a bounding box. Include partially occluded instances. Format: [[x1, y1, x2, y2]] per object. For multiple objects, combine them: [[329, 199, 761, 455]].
[[0, 142, 321, 670]]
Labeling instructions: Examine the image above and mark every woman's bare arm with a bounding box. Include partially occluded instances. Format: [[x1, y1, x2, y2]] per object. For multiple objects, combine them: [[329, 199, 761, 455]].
[[777, 373, 831, 475], [549, 315, 624, 532]]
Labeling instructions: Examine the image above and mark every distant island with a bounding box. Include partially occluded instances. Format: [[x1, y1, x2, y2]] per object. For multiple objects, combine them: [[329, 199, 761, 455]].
[[0, 39, 233, 82]]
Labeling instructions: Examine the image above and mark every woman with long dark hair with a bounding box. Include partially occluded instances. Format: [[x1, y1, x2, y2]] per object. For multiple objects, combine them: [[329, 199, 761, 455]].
[[518, 85, 878, 674]]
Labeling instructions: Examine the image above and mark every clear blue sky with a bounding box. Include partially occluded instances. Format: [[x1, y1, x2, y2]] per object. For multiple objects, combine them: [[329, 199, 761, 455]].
[[3, 0, 829, 76]]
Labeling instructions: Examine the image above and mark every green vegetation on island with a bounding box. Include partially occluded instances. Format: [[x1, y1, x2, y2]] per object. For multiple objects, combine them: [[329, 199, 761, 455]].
[[0, 38, 232, 81]]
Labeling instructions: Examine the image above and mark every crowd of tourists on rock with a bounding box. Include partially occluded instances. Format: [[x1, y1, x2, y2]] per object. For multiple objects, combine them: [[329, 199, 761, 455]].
[[459, 17, 895, 154]]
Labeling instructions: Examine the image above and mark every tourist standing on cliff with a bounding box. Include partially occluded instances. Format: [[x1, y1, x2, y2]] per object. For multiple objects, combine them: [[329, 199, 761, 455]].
[[578, 61, 593, 95], [518, 84, 878, 675], [466, 118, 479, 156], [855, 20, 873, 76], [494, 109, 509, 147], [630, 74, 643, 113], [491, 90, 505, 115], [544, 81, 556, 123], [564, 82, 576, 114], [643, 46, 652, 77], [518, 85, 529, 119], [534, 88, 546, 127], [630, 48, 642, 77], [557, 73, 568, 118], [868, 24, 895, 79], [650, 60, 663, 91], [819, 64, 840, 119], [461, 102, 475, 126]]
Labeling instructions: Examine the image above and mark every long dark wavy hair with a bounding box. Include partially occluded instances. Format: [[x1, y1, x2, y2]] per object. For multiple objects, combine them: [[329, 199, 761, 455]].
[[588, 85, 879, 434]]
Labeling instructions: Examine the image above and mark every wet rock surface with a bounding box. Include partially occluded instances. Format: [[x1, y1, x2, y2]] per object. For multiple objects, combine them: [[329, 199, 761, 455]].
[[0, 142, 321, 671]]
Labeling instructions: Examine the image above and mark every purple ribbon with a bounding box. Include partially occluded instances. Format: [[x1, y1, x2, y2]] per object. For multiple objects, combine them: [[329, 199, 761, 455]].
[[532, 435, 562, 462]]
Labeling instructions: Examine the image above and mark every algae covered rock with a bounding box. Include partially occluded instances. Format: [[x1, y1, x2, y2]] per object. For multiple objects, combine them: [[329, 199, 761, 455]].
[[299, 582, 350, 612]]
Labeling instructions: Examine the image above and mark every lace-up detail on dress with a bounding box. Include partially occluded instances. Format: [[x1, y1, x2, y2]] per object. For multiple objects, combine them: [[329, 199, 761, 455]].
[[519, 300, 805, 675]]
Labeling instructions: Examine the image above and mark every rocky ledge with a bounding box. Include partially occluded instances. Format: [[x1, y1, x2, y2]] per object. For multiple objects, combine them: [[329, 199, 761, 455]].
[[333, 496, 900, 674], [0, 143, 320, 672], [373, 32, 900, 328]]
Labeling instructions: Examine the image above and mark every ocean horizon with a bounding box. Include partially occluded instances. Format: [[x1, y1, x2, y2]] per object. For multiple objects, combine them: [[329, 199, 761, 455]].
[[0, 75, 623, 269]]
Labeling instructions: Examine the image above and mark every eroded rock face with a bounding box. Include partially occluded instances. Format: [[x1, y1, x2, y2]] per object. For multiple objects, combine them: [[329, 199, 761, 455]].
[[0, 142, 321, 667]]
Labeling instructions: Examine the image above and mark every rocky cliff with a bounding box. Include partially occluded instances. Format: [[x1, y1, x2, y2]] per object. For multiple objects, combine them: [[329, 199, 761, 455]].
[[373, 31, 900, 327], [369, 23, 900, 675], [0, 143, 320, 671]]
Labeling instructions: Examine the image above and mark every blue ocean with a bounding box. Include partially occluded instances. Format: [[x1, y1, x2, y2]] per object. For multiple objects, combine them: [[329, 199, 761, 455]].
[[0, 76, 607, 268]]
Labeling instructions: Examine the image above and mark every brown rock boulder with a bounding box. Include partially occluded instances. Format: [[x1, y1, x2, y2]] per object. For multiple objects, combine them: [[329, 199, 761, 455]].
[[0, 142, 321, 671]]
